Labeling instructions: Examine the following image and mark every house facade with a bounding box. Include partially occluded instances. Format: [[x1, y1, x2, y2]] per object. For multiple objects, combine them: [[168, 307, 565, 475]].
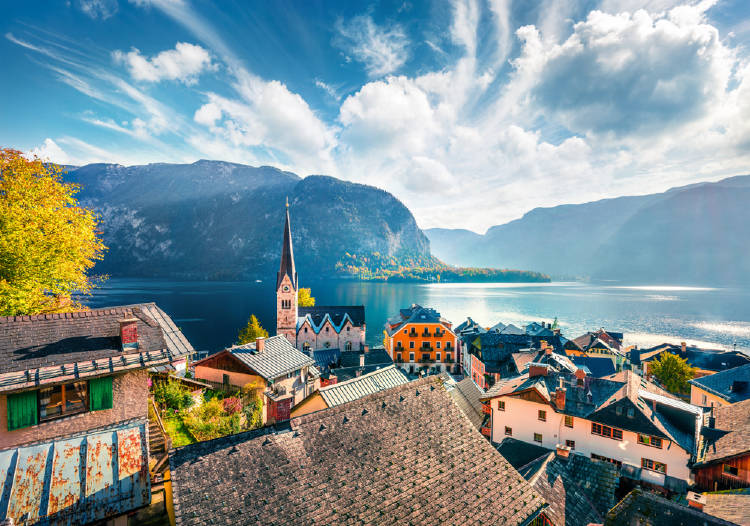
[[0, 303, 191, 525], [275, 200, 366, 352], [383, 304, 458, 374], [193, 335, 320, 424], [481, 367, 702, 490], [689, 363, 750, 408]]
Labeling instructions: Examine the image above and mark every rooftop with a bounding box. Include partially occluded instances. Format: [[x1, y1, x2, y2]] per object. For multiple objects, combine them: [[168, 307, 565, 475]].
[[698, 398, 750, 465], [224, 335, 314, 381], [690, 363, 750, 404], [447, 377, 485, 430], [169, 376, 546, 526], [318, 365, 409, 408], [703, 490, 750, 525], [604, 489, 737, 526], [297, 305, 365, 331], [385, 304, 452, 335]]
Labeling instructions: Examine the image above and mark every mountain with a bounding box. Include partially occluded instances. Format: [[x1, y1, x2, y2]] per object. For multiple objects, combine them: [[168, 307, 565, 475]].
[[67, 161, 431, 280], [426, 175, 750, 284]]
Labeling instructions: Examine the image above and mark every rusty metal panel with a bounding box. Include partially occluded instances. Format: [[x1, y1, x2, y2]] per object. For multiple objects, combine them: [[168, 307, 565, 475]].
[[117, 427, 143, 481], [7, 443, 49, 523], [0, 449, 16, 513], [47, 436, 83, 517], [85, 430, 116, 501]]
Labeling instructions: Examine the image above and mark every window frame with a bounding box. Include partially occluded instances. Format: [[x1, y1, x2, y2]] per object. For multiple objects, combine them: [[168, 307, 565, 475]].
[[498, 400, 505, 411], [533, 433, 543, 444], [564, 415, 574, 428], [538, 409, 546, 422], [505, 426, 512, 436], [723, 463, 739, 477], [638, 434, 663, 449], [566, 439, 575, 450], [641, 458, 667, 474]]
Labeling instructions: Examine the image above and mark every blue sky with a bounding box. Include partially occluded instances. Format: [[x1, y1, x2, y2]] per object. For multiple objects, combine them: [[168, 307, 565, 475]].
[[2, 0, 750, 232]]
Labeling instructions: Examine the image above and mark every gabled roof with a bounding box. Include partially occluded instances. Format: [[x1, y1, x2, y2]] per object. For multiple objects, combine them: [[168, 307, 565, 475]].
[[704, 490, 750, 525], [276, 204, 298, 290], [495, 438, 552, 470], [690, 363, 750, 403], [0, 421, 149, 525], [297, 305, 365, 332], [447, 377, 485, 430], [311, 348, 341, 372], [501, 323, 525, 335], [570, 356, 616, 377], [521, 452, 620, 526], [0, 303, 188, 392], [698, 398, 750, 465], [605, 489, 737, 526], [328, 349, 394, 383], [385, 304, 453, 335], [219, 336, 314, 381], [169, 376, 546, 525], [318, 365, 409, 408], [638, 345, 750, 372]]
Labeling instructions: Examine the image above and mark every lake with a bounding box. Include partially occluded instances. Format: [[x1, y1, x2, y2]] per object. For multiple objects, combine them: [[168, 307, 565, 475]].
[[86, 278, 750, 355]]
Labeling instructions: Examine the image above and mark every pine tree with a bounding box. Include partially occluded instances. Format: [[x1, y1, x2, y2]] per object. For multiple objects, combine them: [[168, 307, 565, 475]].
[[237, 314, 268, 344]]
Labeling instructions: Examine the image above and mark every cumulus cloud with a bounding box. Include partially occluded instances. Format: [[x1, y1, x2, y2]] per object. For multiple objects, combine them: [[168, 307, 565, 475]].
[[334, 15, 409, 77], [113, 42, 215, 84], [514, 7, 733, 138], [29, 138, 71, 164]]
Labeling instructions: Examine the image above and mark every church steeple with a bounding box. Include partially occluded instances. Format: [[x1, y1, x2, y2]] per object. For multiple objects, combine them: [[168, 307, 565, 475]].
[[277, 197, 297, 291]]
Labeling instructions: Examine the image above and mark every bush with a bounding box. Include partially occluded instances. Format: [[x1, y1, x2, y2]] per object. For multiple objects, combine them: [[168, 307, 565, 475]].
[[154, 378, 194, 411], [223, 397, 242, 415], [243, 396, 263, 430]]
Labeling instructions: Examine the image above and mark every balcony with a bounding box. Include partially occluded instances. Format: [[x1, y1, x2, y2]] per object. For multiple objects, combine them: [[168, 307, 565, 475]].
[[420, 356, 434, 363], [480, 426, 492, 437]]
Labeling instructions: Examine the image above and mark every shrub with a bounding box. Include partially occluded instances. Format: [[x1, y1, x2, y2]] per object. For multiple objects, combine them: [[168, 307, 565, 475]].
[[153, 378, 194, 410], [223, 397, 242, 415]]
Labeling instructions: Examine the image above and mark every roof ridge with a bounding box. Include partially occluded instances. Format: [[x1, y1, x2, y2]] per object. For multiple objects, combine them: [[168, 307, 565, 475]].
[[0, 305, 138, 323], [319, 364, 399, 391]]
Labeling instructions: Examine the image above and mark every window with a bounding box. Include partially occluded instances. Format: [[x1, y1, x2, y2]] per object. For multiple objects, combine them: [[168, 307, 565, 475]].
[[409, 341, 415, 349], [638, 435, 663, 448], [723, 464, 739, 477], [222, 374, 230, 386], [564, 415, 574, 428], [566, 439, 576, 450], [538, 410, 546, 422], [325, 327, 329, 333], [592, 453, 622, 468], [38, 381, 88, 422], [409, 353, 415, 362], [592, 422, 623, 441], [505, 426, 512, 436], [304, 327, 308, 333], [347, 327, 350, 332], [422, 341, 430, 349], [303, 342, 311, 352], [403, 330, 407, 334], [498, 400, 505, 411], [534, 433, 543, 444], [345, 341, 352, 351], [396, 353, 402, 362], [702, 394, 707, 405], [642, 458, 667, 474], [281, 299, 291, 309], [324, 342, 331, 349], [436, 352, 441, 362], [446, 353, 452, 362], [436, 341, 441, 349]]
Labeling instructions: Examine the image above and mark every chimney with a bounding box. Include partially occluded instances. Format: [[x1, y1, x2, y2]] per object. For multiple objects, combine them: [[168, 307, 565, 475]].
[[119, 318, 139, 351], [575, 368, 586, 386], [687, 491, 706, 512], [555, 444, 571, 460], [529, 364, 548, 377], [359, 352, 365, 367], [681, 341, 687, 356], [328, 374, 337, 385], [256, 337, 265, 353], [555, 387, 567, 409]]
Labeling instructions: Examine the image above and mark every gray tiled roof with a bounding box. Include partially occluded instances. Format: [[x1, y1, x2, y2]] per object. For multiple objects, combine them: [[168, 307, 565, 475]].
[[698, 398, 750, 464], [605, 489, 738, 526], [704, 490, 750, 525], [319, 365, 409, 407], [229, 335, 314, 381], [448, 377, 485, 430], [169, 376, 546, 526], [690, 363, 750, 404]]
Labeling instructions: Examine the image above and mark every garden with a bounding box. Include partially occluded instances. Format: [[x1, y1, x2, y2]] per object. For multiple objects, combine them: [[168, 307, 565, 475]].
[[151, 377, 264, 446]]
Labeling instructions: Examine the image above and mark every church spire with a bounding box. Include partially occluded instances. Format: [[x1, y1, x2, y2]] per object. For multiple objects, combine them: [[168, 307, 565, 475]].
[[277, 197, 297, 290]]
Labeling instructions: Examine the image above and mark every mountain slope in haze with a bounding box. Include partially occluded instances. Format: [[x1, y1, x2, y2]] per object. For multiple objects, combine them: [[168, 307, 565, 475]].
[[67, 161, 431, 280], [426, 175, 750, 284]]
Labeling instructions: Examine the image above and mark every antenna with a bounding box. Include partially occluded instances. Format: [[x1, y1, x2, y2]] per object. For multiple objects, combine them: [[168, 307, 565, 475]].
[[285, 196, 289, 208]]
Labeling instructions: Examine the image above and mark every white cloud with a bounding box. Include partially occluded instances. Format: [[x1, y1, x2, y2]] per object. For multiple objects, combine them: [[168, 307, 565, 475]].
[[113, 42, 215, 84], [315, 79, 341, 101], [76, 0, 118, 20], [334, 15, 409, 77], [29, 138, 71, 164]]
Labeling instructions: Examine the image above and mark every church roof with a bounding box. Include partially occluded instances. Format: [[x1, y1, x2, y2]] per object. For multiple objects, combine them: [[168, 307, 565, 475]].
[[297, 306, 365, 333], [276, 203, 298, 290]]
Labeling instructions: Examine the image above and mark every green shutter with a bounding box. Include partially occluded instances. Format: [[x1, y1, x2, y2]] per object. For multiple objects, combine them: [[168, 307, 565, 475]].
[[89, 376, 113, 411], [7, 390, 38, 431]]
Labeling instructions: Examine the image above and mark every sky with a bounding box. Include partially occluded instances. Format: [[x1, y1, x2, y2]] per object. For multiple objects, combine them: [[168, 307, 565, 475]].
[[2, 0, 750, 233]]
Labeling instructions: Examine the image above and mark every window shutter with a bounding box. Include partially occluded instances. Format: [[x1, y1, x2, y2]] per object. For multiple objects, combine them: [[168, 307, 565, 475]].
[[89, 376, 113, 411], [7, 390, 38, 431]]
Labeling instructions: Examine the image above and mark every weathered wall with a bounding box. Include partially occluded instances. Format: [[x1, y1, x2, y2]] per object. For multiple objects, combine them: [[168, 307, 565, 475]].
[[0, 370, 148, 449]]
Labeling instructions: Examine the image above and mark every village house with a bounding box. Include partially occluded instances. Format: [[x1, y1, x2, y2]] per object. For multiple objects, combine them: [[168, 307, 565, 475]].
[[275, 200, 366, 353], [566, 329, 628, 371], [192, 335, 319, 424], [632, 342, 750, 379], [481, 365, 703, 492], [603, 488, 737, 526], [383, 304, 459, 374], [689, 363, 750, 407], [167, 376, 548, 525], [693, 398, 750, 491], [0, 303, 192, 525], [311, 346, 394, 385], [289, 364, 409, 418]]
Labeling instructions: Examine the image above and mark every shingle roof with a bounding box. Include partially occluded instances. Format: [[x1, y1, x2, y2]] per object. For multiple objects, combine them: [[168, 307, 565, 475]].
[[319, 365, 409, 407], [640, 345, 750, 373], [703, 490, 750, 525], [698, 399, 750, 464], [340, 348, 392, 368], [0, 303, 188, 391], [0, 421, 149, 525], [298, 305, 366, 331], [522, 452, 620, 526], [571, 356, 616, 377], [605, 489, 738, 526], [228, 335, 314, 381], [169, 376, 546, 526], [384, 304, 453, 335], [495, 438, 552, 470], [448, 377, 485, 430], [690, 364, 750, 403]]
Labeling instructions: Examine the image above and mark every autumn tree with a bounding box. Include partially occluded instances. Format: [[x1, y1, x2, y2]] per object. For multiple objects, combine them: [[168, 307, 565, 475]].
[[237, 314, 268, 344], [0, 148, 107, 316], [298, 287, 315, 307], [649, 352, 695, 394]]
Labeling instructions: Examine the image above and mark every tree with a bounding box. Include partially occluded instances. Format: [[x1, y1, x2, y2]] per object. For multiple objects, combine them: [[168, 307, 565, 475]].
[[0, 149, 107, 316], [649, 352, 695, 394], [298, 287, 315, 307], [237, 314, 268, 344]]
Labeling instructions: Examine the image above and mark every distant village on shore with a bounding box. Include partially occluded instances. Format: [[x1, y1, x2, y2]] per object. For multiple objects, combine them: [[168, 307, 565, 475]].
[[1, 203, 749, 526]]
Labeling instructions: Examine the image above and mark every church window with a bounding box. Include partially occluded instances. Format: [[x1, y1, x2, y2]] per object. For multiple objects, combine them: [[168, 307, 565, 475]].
[[324, 342, 331, 349], [303, 342, 311, 352], [347, 327, 350, 332], [325, 326, 329, 333], [345, 342, 352, 351], [304, 327, 308, 333]]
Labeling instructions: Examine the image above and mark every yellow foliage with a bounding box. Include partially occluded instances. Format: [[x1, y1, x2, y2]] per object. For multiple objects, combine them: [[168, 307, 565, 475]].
[[298, 287, 315, 307], [0, 149, 107, 315]]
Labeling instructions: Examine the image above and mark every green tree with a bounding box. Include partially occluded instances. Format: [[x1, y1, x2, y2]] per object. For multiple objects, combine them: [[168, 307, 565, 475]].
[[237, 314, 268, 344], [0, 148, 107, 315], [649, 352, 695, 394], [298, 287, 315, 307]]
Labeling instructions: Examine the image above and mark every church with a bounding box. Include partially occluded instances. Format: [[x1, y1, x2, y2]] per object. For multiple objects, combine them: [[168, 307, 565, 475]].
[[276, 201, 366, 353]]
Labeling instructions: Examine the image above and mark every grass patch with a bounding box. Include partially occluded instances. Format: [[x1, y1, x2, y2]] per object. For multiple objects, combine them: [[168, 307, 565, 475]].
[[163, 415, 196, 447]]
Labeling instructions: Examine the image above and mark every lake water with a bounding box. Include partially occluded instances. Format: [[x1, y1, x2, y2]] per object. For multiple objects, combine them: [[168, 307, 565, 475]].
[[86, 278, 750, 355]]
